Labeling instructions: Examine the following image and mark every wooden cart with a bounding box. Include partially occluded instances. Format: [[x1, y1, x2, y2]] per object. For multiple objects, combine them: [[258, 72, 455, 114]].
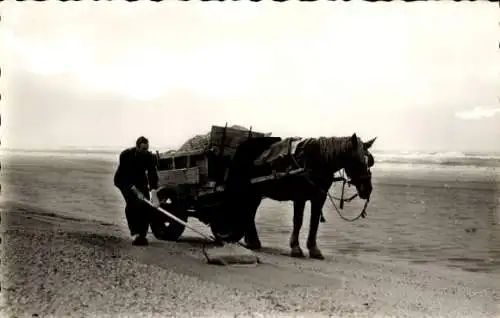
[[149, 124, 304, 241]]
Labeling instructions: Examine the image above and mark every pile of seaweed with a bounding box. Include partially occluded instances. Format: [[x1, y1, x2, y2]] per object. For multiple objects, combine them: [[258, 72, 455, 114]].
[[161, 125, 251, 156]]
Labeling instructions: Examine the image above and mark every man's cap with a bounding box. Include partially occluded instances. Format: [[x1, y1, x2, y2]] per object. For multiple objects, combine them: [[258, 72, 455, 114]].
[[136, 136, 149, 147]]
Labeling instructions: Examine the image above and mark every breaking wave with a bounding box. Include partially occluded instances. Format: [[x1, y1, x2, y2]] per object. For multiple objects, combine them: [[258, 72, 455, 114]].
[[372, 151, 500, 168]]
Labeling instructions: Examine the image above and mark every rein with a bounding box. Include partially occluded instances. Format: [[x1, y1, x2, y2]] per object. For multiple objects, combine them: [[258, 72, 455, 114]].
[[289, 150, 369, 223], [326, 170, 369, 222]]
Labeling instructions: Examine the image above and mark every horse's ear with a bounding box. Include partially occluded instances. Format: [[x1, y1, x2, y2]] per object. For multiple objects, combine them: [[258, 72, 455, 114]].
[[363, 137, 377, 150], [351, 133, 358, 148]]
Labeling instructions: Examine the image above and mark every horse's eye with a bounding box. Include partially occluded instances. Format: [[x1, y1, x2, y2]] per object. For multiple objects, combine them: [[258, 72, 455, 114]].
[[365, 154, 374, 167]]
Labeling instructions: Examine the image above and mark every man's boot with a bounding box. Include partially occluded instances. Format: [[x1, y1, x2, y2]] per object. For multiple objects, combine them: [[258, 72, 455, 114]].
[[132, 234, 148, 246]]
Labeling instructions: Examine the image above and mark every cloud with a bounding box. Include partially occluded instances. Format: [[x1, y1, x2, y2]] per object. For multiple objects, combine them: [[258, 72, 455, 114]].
[[455, 106, 500, 120]]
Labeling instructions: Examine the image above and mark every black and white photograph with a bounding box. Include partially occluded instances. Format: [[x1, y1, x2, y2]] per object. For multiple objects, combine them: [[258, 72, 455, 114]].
[[0, 1, 499, 317]]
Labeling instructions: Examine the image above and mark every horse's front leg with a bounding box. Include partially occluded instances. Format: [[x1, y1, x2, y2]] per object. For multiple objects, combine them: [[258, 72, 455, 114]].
[[307, 195, 326, 260], [244, 197, 263, 250], [289, 200, 306, 258]]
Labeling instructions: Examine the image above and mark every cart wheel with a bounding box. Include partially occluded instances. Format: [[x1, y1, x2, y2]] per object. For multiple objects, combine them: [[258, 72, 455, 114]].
[[150, 188, 187, 241], [210, 221, 245, 243]]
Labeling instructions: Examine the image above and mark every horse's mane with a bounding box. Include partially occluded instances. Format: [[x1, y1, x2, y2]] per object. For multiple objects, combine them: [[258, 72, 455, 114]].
[[301, 136, 354, 168]]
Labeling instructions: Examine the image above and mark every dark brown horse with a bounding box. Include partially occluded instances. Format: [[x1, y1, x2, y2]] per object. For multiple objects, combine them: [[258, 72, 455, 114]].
[[218, 133, 376, 260]]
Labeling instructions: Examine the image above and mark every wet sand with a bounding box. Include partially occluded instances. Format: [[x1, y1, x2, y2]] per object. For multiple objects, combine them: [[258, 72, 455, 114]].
[[0, 154, 499, 316]]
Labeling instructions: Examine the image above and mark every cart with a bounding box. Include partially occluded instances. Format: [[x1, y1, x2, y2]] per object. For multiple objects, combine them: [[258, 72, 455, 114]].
[[148, 124, 305, 242]]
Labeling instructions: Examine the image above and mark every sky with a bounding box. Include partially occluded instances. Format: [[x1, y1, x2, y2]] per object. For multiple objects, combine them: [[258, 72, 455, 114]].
[[1, 1, 499, 152]]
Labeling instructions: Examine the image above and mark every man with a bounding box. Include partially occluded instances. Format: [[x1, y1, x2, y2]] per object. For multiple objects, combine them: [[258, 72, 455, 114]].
[[114, 136, 160, 246]]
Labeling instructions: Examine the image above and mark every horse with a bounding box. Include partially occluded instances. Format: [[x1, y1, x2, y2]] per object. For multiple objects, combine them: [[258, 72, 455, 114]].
[[217, 133, 376, 260]]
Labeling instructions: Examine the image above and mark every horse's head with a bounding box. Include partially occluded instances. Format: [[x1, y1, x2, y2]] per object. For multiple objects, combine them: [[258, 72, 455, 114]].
[[343, 134, 376, 200]]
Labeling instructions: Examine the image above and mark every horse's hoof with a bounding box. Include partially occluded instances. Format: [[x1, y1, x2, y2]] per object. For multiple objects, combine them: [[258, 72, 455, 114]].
[[290, 247, 305, 258], [245, 242, 262, 250], [309, 248, 325, 260]]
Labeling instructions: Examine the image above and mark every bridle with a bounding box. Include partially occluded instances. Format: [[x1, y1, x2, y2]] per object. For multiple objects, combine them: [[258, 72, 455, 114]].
[[290, 149, 373, 223]]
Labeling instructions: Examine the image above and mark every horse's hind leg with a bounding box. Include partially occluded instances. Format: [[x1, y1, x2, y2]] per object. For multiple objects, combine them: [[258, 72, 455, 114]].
[[307, 196, 326, 260], [244, 197, 263, 250], [289, 200, 306, 258]]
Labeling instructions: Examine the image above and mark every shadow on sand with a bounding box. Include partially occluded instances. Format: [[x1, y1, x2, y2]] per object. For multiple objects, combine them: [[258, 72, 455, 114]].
[[64, 231, 343, 292]]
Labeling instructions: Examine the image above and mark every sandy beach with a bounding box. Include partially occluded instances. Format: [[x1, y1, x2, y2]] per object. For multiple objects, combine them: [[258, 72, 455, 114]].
[[1, 153, 499, 317]]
